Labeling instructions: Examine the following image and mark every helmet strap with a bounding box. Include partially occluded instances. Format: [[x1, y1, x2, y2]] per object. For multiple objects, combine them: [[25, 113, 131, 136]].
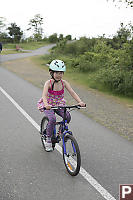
[[51, 78, 60, 90], [52, 77, 60, 82], [49, 70, 60, 90]]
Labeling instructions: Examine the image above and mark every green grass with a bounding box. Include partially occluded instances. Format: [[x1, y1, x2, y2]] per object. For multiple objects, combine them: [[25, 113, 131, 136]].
[[1, 50, 19, 54], [17, 41, 50, 50], [3, 43, 16, 49], [3, 41, 50, 50], [1, 49, 31, 55], [2, 41, 51, 55]]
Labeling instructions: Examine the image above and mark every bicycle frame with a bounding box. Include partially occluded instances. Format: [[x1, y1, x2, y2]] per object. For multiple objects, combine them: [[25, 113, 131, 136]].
[[53, 119, 76, 155], [43, 105, 86, 150]]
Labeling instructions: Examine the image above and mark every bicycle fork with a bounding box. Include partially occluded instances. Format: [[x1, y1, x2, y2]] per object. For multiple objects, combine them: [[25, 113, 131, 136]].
[[62, 132, 76, 155]]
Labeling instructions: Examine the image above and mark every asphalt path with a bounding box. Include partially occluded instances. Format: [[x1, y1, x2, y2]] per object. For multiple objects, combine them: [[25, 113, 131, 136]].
[[0, 47, 133, 200], [0, 44, 55, 63]]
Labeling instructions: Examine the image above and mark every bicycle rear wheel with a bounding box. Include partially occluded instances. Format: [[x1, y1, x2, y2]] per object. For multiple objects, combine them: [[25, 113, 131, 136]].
[[63, 134, 81, 176], [40, 116, 49, 135], [40, 116, 49, 149]]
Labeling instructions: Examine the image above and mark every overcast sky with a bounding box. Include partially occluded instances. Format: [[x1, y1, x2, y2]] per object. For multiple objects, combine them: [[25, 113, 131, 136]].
[[1, 0, 133, 38]]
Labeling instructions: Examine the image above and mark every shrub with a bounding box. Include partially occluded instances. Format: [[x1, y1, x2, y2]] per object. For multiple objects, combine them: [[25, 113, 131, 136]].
[[48, 33, 58, 43], [65, 35, 72, 41], [63, 43, 78, 55], [95, 67, 133, 97], [77, 52, 113, 72]]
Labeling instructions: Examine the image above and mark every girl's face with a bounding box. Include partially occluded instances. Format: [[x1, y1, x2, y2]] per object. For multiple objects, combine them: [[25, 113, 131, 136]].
[[54, 71, 64, 81]]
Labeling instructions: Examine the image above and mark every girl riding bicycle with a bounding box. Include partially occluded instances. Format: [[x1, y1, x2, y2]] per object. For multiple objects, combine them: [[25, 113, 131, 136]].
[[37, 59, 85, 151]]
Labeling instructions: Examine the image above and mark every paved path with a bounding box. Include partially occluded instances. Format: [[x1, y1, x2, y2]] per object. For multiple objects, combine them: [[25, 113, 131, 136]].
[[0, 44, 55, 62], [1, 65, 133, 200], [0, 45, 133, 200]]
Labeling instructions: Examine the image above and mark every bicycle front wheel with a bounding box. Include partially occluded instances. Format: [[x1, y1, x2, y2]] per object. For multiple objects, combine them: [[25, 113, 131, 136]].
[[63, 134, 81, 176]]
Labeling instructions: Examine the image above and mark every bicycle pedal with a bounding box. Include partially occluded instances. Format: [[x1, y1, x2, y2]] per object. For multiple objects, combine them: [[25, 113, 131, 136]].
[[52, 143, 55, 148], [56, 136, 61, 143]]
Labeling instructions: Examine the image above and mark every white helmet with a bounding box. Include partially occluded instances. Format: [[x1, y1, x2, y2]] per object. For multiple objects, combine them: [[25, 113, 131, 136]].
[[49, 60, 66, 72]]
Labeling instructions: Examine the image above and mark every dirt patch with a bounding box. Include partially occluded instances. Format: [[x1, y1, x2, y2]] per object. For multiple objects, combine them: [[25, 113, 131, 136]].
[[1, 57, 49, 88], [1, 57, 133, 142]]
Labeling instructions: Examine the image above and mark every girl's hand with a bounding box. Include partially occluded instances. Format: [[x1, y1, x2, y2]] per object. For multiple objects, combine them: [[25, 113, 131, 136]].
[[78, 101, 86, 107], [45, 105, 52, 110]]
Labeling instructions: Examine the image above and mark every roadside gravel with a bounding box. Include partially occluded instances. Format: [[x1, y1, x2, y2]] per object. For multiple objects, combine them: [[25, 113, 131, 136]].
[[1, 57, 133, 142]]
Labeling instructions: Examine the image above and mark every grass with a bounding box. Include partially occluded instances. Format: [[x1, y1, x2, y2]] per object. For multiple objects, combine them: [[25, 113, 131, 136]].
[[3, 41, 50, 50], [16, 41, 50, 50], [1, 49, 20, 54], [1, 41, 51, 55], [1, 49, 31, 55], [31, 55, 47, 68], [31, 55, 133, 106]]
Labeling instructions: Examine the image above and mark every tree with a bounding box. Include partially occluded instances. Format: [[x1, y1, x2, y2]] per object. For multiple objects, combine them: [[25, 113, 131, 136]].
[[0, 32, 11, 43], [117, 23, 131, 39], [7, 23, 23, 43], [107, 0, 133, 7], [112, 23, 132, 48], [0, 17, 6, 32], [65, 35, 72, 41], [27, 14, 44, 41], [48, 33, 58, 43], [58, 34, 64, 41]]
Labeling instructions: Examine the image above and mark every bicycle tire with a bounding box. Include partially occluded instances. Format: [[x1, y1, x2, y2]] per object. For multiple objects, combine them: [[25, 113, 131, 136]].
[[62, 134, 81, 176], [40, 116, 49, 150], [40, 116, 49, 134]]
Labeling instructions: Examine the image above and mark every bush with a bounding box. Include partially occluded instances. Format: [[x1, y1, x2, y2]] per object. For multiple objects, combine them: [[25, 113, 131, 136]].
[[110, 47, 132, 70], [65, 35, 72, 41], [63, 43, 78, 55], [95, 67, 133, 97], [54, 37, 97, 56], [48, 33, 58, 43], [75, 51, 112, 72]]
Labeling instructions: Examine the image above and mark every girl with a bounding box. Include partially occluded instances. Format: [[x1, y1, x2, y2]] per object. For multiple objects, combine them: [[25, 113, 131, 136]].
[[37, 59, 85, 151]]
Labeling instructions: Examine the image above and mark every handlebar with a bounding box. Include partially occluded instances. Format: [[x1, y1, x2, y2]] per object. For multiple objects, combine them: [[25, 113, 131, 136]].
[[43, 104, 86, 110]]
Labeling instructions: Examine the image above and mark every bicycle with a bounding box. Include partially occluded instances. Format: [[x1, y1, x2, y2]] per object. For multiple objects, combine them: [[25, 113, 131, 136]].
[[40, 105, 85, 176]]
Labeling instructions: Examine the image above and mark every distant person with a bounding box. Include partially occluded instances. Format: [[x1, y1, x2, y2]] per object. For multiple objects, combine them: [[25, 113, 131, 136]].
[[0, 42, 2, 53], [37, 59, 85, 151]]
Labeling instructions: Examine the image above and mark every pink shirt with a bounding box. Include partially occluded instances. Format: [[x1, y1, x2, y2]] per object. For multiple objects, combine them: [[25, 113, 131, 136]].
[[37, 79, 66, 112], [47, 80, 66, 106]]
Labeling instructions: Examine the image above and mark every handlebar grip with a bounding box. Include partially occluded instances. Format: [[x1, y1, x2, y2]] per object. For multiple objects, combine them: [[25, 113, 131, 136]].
[[43, 107, 58, 110], [77, 104, 86, 108]]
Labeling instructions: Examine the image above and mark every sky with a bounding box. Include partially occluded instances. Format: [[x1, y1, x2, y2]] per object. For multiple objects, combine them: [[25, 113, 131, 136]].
[[1, 0, 133, 39]]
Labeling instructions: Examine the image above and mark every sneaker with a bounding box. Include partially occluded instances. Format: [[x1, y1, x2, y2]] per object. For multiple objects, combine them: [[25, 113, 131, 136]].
[[43, 138, 53, 152]]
